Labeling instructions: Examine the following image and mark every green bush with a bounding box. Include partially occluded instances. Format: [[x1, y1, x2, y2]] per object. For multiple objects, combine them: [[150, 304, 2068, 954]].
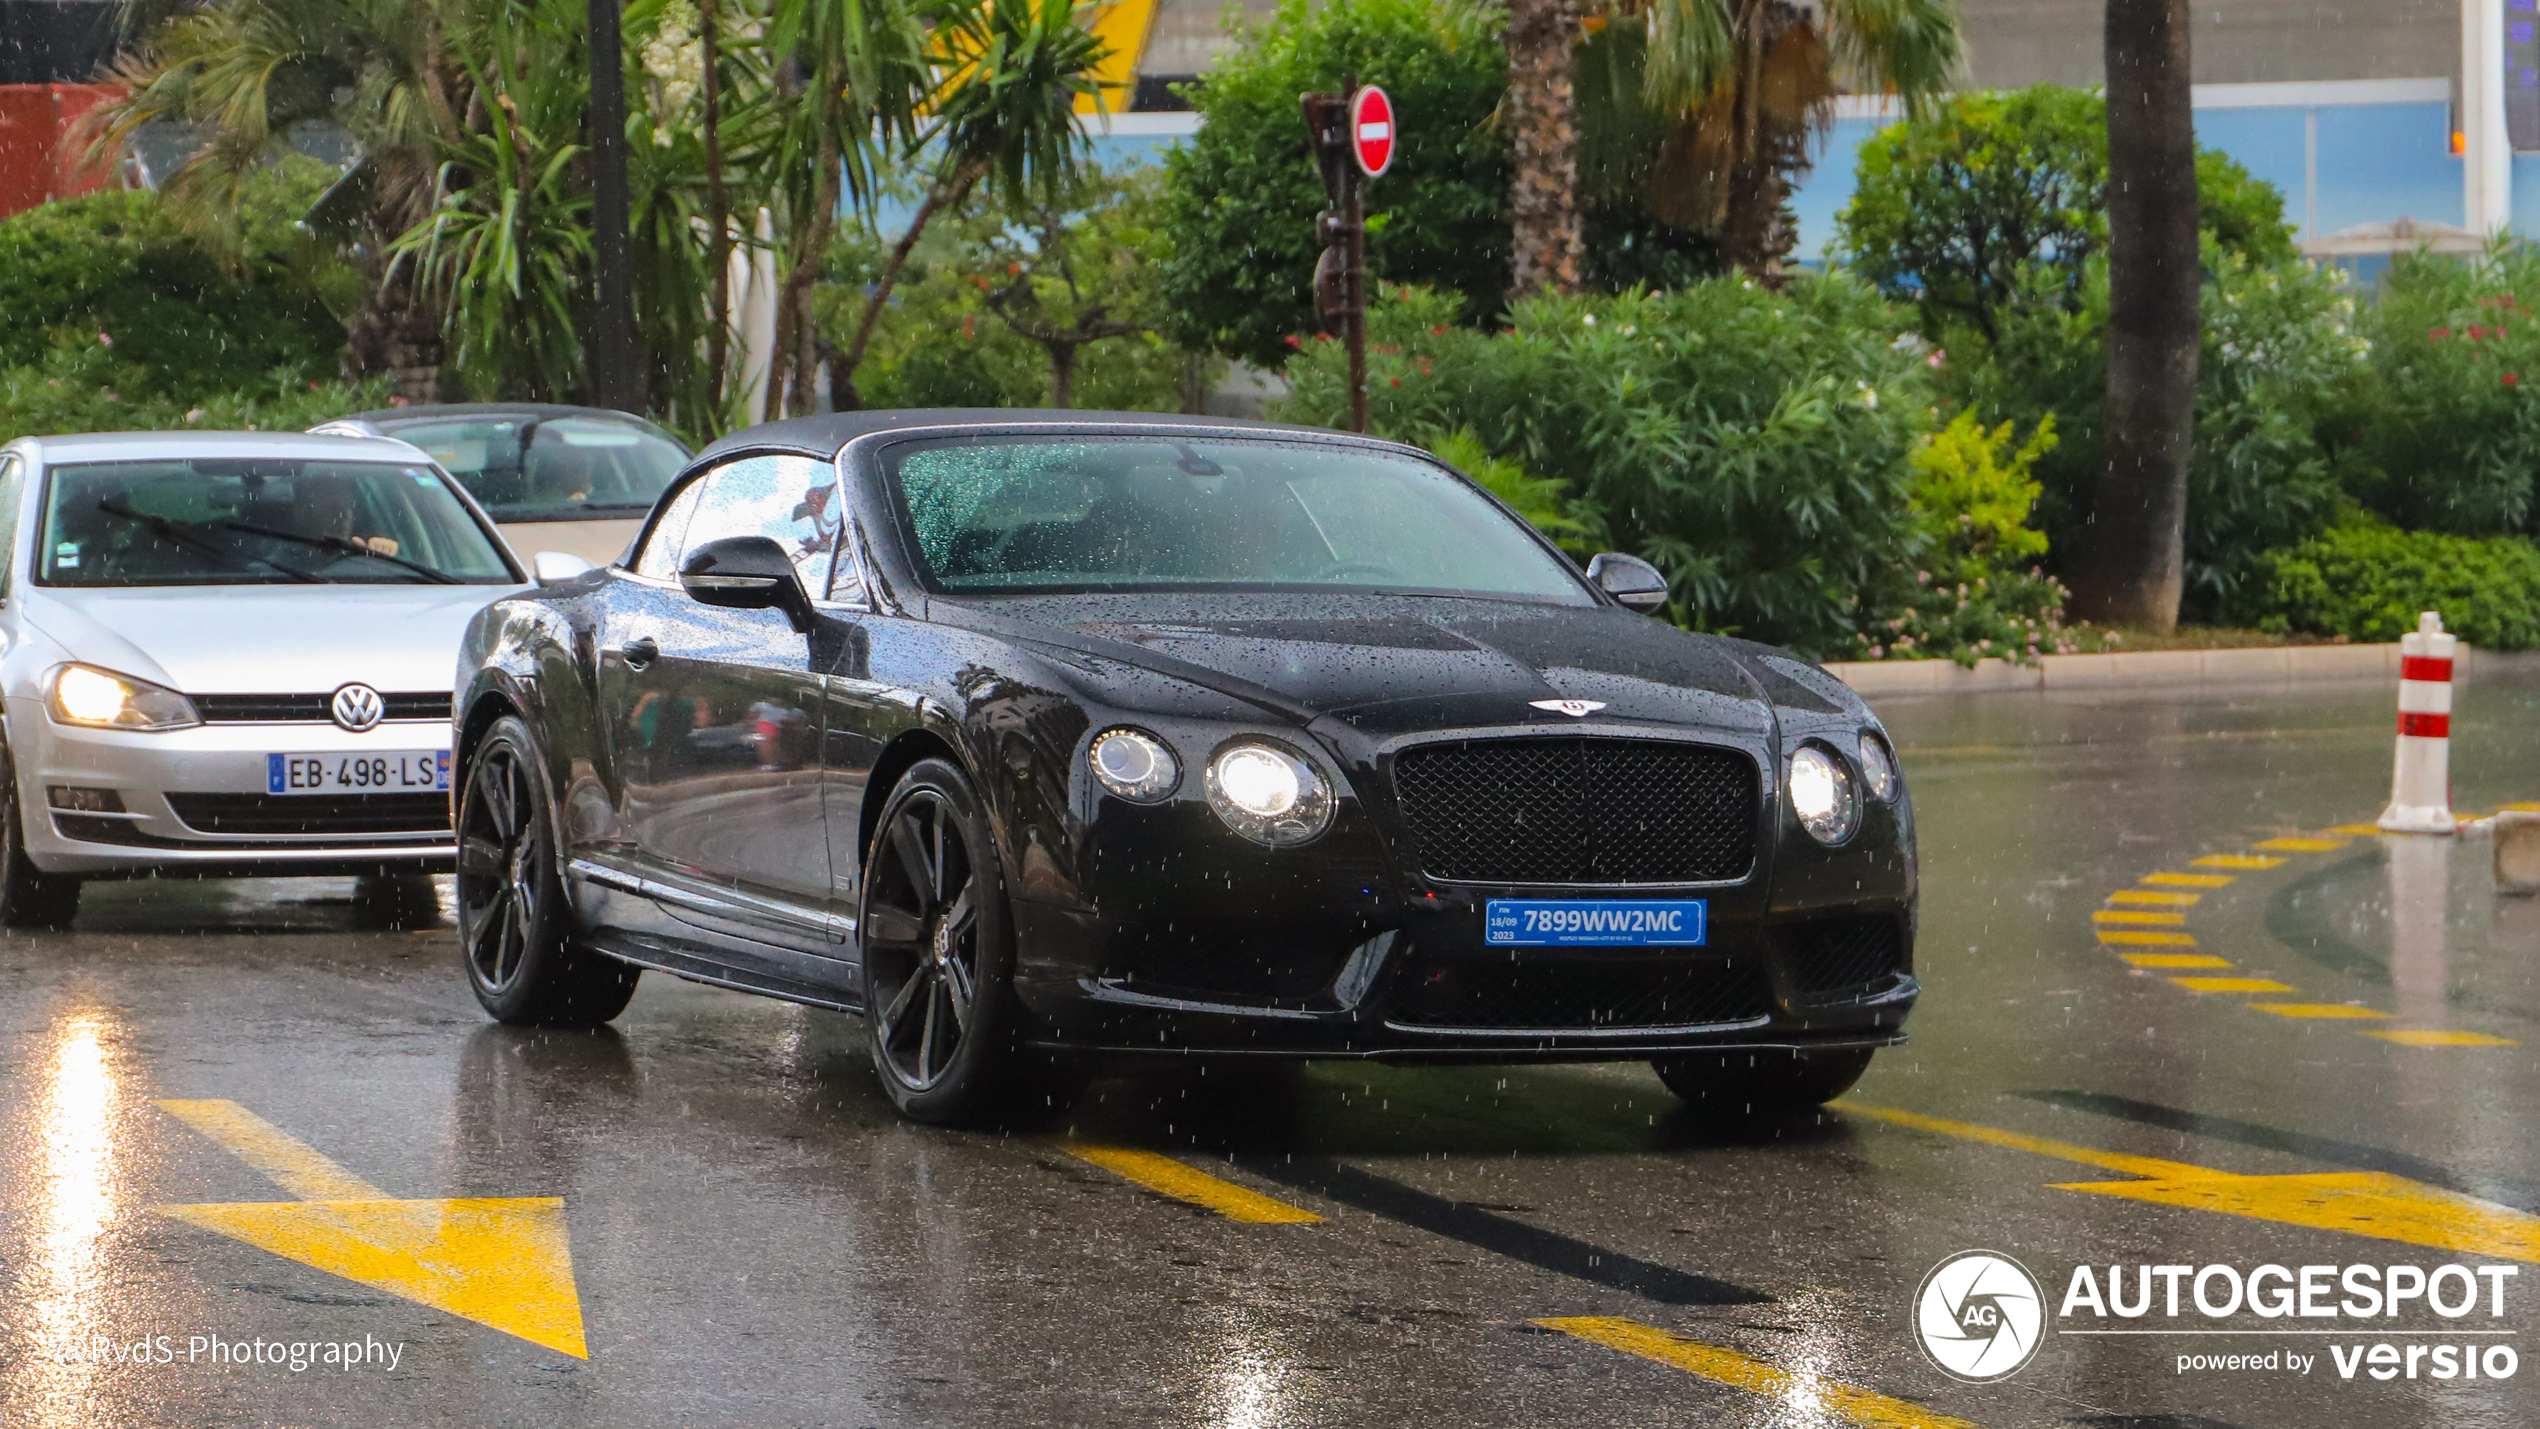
[[1861, 412, 2074, 665], [0, 190, 345, 399], [2241, 521, 2540, 649], [0, 347, 386, 445], [1279, 278, 1933, 658], [2337, 246, 2540, 538]]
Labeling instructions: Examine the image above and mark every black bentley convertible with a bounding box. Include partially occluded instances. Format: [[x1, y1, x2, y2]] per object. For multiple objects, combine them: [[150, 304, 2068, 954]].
[[451, 411, 1917, 1122]]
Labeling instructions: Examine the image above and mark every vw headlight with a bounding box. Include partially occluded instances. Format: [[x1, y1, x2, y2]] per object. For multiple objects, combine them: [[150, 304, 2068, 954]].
[[1205, 742, 1334, 846], [47, 664, 200, 731], [1857, 732, 1899, 801], [1788, 744, 1859, 845], [1088, 728, 1179, 802]]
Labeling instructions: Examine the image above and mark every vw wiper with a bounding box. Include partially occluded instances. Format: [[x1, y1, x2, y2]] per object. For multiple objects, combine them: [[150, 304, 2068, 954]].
[[210, 518, 462, 584], [93, 498, 324, 583]]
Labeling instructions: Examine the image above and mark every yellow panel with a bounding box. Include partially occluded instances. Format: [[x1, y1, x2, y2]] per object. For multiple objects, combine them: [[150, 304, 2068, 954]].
[[2097, 930, 2198, 946], [1073, 0, 1160, 114], [2168, 977, 2295, 993], [2368, 1029, 2521, 1047], [2192, 854, 2288, 870], [2093, 910, 2186, 926], [2121, 953, 2232, 968], [2254, 836, 2348, 852], [1534, 1317, 1988, 1429], [1052, 1140, 1323, 1224], [2143, 872, 2235, 888], [2108, 890, 2200, 907], [2252, 1002, 2391, 1019]]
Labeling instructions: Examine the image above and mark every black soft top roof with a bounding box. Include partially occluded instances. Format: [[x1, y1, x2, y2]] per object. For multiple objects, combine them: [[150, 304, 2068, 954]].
[[693, 409, 1339, 465]]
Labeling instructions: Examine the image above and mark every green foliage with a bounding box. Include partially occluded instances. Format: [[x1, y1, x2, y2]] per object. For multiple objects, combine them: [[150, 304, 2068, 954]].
[[0, 347, 388, 445], [1157, 0, 1512, 367], [1428, 428, 1599, 553], [0, 191, 343, 399], [1279, 278, 1933, 659], [1839, 85, 2296, 339], [2242, 520, 2540, 650], [2337, 246, 2540, 538], [1864, 412, 2071, 665]]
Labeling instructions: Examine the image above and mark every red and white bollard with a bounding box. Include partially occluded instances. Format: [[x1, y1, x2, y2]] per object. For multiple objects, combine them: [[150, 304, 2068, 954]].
[[2378, 610, 2457, 834]]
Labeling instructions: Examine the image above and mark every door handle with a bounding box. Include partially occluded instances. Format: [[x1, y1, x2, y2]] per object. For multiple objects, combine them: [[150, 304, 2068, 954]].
[[622, 637, 659, 671]]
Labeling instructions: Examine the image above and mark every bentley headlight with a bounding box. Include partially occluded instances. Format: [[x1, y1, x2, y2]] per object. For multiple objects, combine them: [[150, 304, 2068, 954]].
[[1205, 742, 1333, 846], [1857, 732, 1899, 801], [1788, 744, 1859, 845], [1088, 728, 1179, 802], [47, 663, 200, 731]]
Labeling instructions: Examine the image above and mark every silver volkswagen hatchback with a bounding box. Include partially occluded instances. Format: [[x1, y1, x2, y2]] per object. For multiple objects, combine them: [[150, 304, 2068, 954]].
[[0, 431, 528, 925]]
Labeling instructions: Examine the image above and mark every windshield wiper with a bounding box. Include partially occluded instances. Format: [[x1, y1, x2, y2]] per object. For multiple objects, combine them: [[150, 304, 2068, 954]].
[[209, 518, 462, 584], [93, 499, 324, 583]]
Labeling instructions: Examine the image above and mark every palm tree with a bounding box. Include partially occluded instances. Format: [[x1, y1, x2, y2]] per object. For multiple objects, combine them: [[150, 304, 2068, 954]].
[[1505, 0, 1585, 295], [85, 0, 463, 395], [1523, 0, 1962, 284]]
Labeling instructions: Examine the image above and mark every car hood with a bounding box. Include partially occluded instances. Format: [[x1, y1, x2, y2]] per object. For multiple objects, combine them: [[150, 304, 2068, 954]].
[[18, 584, 517, 694], [952, 593, 1781, 738]]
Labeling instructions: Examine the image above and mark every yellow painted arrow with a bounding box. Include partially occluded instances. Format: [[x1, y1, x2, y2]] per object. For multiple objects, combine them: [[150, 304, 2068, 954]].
[[155, 1099, 587, 1357], [1840, 1101, 2540, 1264]]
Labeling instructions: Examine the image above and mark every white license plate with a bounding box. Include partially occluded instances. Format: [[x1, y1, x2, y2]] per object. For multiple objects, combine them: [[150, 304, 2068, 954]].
[[266, 751, 450, 795]]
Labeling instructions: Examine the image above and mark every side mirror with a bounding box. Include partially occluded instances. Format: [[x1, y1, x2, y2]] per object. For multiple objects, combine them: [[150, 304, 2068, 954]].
[[531, 550, 594, 587], [680, 535, 814, 632], [1585, 551, 1669, 612]]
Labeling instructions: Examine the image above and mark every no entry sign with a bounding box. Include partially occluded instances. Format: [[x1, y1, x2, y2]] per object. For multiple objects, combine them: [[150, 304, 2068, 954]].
[[1350, 85, 1395, 178]]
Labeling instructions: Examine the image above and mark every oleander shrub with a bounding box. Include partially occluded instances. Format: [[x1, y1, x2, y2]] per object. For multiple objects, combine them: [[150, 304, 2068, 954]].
[[2239, 520, 2540, 650], [1859, 412, 2073, 665], [2338, 246, 2540, 539], [0, 347, 386, 444]]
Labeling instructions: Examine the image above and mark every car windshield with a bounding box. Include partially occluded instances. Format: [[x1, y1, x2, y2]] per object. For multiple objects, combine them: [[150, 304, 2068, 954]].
[[885, 436, 1591, 603], [38, 458, 517, 587], [382, 415, 688, 520]]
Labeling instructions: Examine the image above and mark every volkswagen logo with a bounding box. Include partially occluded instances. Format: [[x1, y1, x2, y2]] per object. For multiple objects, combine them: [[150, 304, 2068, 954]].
[[329, 683, 386, 733], [1913, 1250, 2046, 1382]]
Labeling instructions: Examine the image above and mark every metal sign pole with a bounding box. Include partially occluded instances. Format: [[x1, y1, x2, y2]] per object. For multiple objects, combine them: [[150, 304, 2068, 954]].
[[1342, 74, 1367, 435], [1300, 81, 1368, 434]]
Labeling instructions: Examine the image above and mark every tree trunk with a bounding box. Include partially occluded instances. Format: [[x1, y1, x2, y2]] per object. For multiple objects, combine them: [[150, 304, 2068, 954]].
[[702, 0, 729, 415], [2074, 0, 2199, 631], [1049, 342, 1076, 408], [1503, 0, 1583, 296], [836, 158, 992, 412]]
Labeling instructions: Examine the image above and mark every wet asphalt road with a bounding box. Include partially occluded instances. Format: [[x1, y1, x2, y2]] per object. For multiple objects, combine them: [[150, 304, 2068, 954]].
[[4, 673, 2539, 1427]]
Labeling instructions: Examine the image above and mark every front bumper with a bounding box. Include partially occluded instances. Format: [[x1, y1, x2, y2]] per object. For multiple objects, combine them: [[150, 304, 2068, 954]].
[[10, 695, 456, 877]]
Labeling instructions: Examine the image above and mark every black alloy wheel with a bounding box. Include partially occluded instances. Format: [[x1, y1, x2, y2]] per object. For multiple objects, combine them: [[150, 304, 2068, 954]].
[[0, 739, 80, 929], [860, 758, 1027, 1123], [456, 715, 638, 1025]]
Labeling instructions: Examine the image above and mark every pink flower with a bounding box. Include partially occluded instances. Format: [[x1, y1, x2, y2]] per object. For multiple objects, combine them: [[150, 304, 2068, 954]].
[[389, 395, 409, 407], [96, 332, 111, 347], [2432, 327, 2451, 341], [2507, 373, 2522, 387]]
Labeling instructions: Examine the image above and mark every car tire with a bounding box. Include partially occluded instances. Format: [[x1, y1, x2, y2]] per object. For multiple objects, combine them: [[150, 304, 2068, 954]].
[[457, 714, 638, 1026], [859, 756, 1043, 1126], [1651, 1046, 1875, 1113], [0, 738, 80, 929]]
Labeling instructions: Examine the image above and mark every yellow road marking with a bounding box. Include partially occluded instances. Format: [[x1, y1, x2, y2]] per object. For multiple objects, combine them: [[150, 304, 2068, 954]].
[[156, 1100, 386, 1201], [2193, 854, 2287, 870], [1838, 1101, 2540, 1263], [1051, 1140, 1322, 1224], [2254, 836, 2347, 852], [2252, 1003, 2390, 1020], [2502, 802, 2540, 813], [2098, 930, 2198, 946], [1535, 1317, 1985, 1429], [2144, 872, 2235, 888], [155, 1100, 587, 1357], [2369, 1029, 2521, 1047], [2122, 953, 2232, 969], [2169, 977, 2294, 994], [2109, 890, 2200, 907], [2093, 910, 2186, 926], [2328, 823, 2387, 835]]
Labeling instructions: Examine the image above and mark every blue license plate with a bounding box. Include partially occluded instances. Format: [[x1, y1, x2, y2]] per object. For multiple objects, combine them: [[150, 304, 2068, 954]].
[[1485, 898, 1706, 947]]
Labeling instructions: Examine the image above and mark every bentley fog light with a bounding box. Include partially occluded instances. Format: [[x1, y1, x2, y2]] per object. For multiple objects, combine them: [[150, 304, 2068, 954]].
[[47, 664, 201, 731], [1788, 744, 1859, 844], [1205, 742, 1333, 846], [1089, 728, 1179, 802], [1857, 732, 1899, 801]]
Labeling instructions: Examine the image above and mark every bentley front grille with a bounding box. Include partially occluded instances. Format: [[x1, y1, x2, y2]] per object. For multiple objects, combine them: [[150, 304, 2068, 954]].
[[1390, 736, 1758, 884]]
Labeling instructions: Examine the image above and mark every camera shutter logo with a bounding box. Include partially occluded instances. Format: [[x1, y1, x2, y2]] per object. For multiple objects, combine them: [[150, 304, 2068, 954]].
[[330, 683, 385, 733], [1913, 1250, 2045, 1382]]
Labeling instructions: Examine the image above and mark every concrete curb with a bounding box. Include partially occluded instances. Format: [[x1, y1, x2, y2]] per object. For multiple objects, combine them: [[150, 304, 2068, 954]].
[[1824, 642, 2535, 697]]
